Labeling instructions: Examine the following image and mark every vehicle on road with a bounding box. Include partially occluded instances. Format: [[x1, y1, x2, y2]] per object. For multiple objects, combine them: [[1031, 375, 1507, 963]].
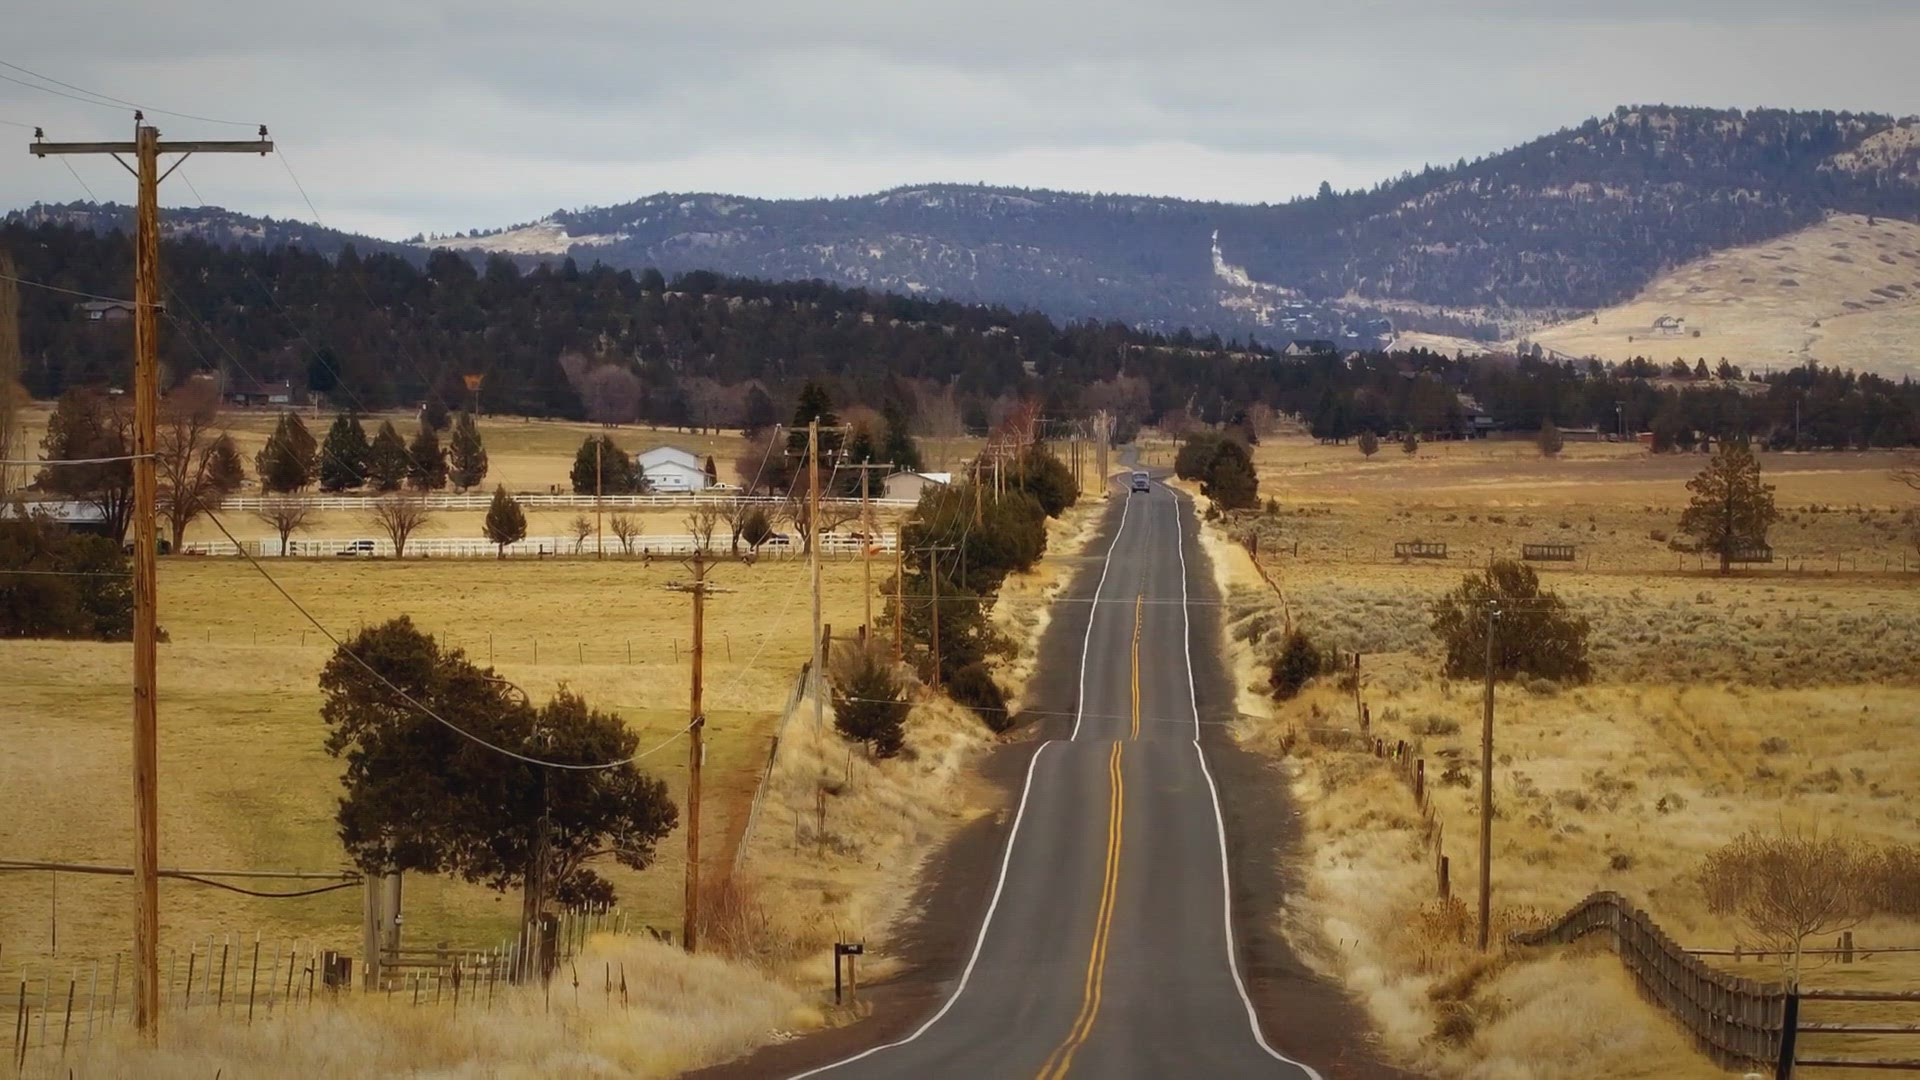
[[1130, 470, 1151, 493]]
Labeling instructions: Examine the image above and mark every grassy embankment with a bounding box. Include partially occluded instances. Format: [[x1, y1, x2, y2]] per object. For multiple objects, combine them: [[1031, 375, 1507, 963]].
[[1196, 434, 1920, 1078]]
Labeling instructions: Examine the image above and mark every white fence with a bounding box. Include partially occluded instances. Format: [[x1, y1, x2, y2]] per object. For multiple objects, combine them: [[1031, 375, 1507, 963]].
[[180, 531, 897, 560], [217, 492, 917, 513]]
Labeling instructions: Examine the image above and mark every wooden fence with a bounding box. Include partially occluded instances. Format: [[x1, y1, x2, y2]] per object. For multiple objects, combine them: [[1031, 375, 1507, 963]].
[[1512, 891, 1791, 1070]]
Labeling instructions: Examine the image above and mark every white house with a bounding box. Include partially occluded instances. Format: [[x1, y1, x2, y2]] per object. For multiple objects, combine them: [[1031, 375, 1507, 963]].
[[637, 445, 712, 492], [882, 471, 952, 502]]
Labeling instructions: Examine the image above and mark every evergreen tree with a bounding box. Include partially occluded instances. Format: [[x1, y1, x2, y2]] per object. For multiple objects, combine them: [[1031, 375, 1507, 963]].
[[880, 401, 923, 472], [407, 422, 447, 491], [571, 435, 640, 494], [318, 412, 370, 492], [366, 420, 410, 492], [1202, 440, 1260, 510], [1401, 431, 1419, 455], [483, 485, 527, 558], [786, 380, 843, 459], [1679, 441, 1778, 574], [741, 385, 778, 438], [703, 455, 718, 485], [1358, 430, 1380, 457], [448, 411, 488, 492], [831, 646, 909, 757], [256, 411, 318, 494]]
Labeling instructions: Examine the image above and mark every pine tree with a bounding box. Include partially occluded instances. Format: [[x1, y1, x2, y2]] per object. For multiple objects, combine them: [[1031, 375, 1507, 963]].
[[407, 423, 447, 491], [741, 385, 778, 438], [880, 401, 924, 472], [1401, 431, 1419, 455], [1358, 430, 1380, 457], [483, 485, 527, 558], [256, 411, 318, 494], [448, 411, 488, 492], [366, 420, 410, 492], [318, 412, 370, 492], [1679, 441, 1778, 574], [786, 380, 842, 458]]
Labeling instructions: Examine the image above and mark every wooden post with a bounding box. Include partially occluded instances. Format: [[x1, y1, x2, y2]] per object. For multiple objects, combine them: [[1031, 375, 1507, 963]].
[[684, 550, 708, 954], [893, 524, 904, 663], [929, 548, 942, 690], [595, 436, 603, 560], [861, 468, 872, 634], [1478, 602, 1497, 952], [362, 874, 382, 991], [247, 937, 260, 1022], [809, 419, 824, 733]]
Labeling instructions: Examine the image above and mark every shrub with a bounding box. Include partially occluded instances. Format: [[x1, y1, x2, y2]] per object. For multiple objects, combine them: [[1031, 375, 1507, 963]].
[[1268, 629, 1322, 700], [1358, 430, 1380, 457], [1429, 560, 1592, 683], [1699, 829, 1875, 977], [0, 514, 133, 640], [830, 644, 909, 757], [1014, 447, 1077, 518], [947, 662, 1011, 731]]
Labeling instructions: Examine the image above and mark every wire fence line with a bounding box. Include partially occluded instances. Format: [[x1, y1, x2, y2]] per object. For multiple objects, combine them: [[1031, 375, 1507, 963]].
[[212, 492, 917, 513], [178, 531, 899, 560]]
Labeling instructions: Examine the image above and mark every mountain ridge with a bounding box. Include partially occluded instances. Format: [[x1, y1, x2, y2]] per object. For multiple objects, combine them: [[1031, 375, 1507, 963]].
[[11, 105, 1920, 348]]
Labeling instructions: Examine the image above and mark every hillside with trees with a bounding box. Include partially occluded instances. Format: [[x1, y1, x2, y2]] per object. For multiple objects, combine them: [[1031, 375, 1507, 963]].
[[12, 107, 1918, 345]]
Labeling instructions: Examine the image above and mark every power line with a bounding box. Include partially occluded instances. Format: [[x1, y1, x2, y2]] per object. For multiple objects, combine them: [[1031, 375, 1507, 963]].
[[0, 58, 258, 127], [0, 271, 138, 306], [0, 116, 34, 130]]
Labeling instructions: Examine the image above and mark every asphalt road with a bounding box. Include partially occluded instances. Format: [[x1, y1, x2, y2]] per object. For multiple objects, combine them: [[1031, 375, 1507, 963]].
[[797, 480, 1323, 1079]]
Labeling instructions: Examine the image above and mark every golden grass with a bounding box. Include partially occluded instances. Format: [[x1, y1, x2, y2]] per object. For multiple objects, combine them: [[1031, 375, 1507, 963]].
[[1199, 433, 1920, 1078], [59, 934, 816, 1080], [1528, 213, 1920, 381], [0, 556, 875, 966]]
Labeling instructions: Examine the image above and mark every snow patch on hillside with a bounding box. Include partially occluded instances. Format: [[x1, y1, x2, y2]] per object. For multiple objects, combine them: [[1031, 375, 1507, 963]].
[[423, 219, 624, 256]]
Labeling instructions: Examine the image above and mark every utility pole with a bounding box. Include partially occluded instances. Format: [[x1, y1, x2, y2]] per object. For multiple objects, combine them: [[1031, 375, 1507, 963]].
[[837, 461, 894, 637], [808, 419, 824, 732], [916, 545, 956, 690], [1477, 602, 1499, 952], [666, 553, 727, 953], [893, 523, 904, 662], [31, 116, 271, 1037]]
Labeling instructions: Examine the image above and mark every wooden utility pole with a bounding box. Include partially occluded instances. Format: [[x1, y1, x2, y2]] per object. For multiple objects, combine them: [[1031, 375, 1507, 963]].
[[666, 553, 727, 953], [893, 523, 904, 662], [833, 461, 893, 637], [1477, 602, 1498, 952], [916, 544, 956, 690], [31, 116, 271, 1037], [808, 419, 824, 732]]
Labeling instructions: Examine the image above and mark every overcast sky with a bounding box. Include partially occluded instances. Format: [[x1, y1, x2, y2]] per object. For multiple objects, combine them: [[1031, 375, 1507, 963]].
[[3, 0, 1917, 240]]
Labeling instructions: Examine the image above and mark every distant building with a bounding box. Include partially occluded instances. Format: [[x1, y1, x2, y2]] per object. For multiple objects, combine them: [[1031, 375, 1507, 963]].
[[0, 500, 115, 538], [637, 445, 711, 492], [882, 471, 952, 502], [1651, 314, 1686, 336], [224, 379, 305, 409], [1283, 339, 1338, 357], [77, 299, 137, 324]]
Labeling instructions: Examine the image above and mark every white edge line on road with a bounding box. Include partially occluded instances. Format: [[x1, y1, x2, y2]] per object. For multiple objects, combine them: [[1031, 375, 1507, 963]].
[[786, 740, 1052, 1079], [1170, 483, 1327, 1080], [1070, 480, 1133, 741], [792, 477, 1139, 1077]]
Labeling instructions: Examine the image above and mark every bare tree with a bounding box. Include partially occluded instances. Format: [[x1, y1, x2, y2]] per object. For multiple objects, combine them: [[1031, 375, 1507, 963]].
[[156, 379, 246, 550], [785, 491, 857, 554], [252, 495, 317, 556], [717, 494, 751, 555], [609, 511, 640, 555], [912, 382, 965, 472], [582, 365, 643, 427], [568, 513, 594, 555], [367, 494, 433, 559], [1699, 828, 1875, 979], [685, 504, 720, 554]]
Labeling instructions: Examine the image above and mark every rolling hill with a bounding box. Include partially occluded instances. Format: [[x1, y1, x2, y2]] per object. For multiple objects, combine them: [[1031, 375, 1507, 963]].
[[1529, 214, 1920, 380]]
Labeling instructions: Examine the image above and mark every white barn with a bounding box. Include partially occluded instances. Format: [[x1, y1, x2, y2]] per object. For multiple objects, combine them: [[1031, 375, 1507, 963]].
[[637, 445, 712, 492], [882, 471, 952, 502]]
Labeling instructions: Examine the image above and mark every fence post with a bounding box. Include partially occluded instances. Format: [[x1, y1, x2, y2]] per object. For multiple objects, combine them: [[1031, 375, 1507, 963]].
[[1775, 989, 1798, 1080]]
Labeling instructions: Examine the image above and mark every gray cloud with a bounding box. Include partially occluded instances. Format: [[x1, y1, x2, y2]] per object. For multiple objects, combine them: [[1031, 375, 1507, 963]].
[[4, 0, 1917, 239]]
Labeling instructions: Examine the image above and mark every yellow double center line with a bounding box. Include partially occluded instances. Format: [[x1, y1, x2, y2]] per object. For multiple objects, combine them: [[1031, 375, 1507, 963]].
[[1037, 595, 1144, 1078], [1036, 740, 1124, 1080]]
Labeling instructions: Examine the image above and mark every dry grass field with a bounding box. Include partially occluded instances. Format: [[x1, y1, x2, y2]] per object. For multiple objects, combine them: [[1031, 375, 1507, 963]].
[[1193, 433, 1920, 1078], [0, 555, 877, 970], [1529, 214, 1920, 381]]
